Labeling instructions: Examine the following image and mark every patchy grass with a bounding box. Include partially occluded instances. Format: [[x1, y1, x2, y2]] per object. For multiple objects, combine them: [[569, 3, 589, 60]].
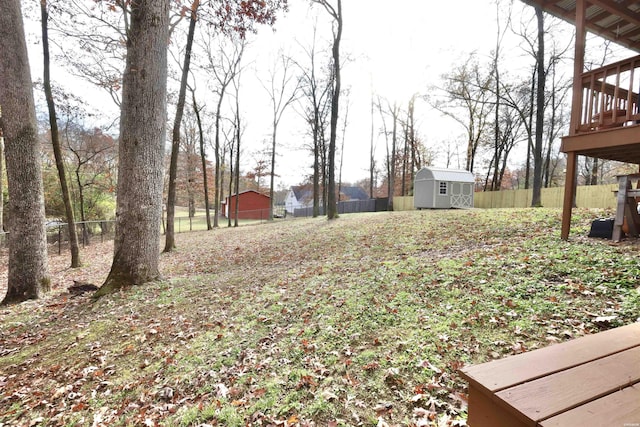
[[1, 208, 639, 426]]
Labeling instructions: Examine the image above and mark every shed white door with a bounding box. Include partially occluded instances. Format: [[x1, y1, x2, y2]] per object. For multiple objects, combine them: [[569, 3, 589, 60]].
[[450, 182, 473, 208]]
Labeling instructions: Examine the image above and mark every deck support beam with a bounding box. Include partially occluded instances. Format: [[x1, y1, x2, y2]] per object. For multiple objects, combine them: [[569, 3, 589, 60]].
[[561, 151, 577, 240], [562, 0, 586, 240]]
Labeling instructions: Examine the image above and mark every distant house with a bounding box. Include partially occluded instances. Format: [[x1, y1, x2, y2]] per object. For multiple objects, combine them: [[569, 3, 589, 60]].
[[285, 185, 313, 214], [221, 190, 271, 220], [285, 185, 369, 214], [339, 186, 369, 201]]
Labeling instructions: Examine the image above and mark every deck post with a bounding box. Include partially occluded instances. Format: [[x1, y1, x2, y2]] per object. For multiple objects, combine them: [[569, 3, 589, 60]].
[[570, 0, 586, 136], [561, 151, 577, 240], [561, 0, 586, 240]]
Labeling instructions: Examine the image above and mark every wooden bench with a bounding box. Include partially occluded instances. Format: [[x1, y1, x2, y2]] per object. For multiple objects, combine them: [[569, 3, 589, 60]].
[[460, 322, 640, 427]]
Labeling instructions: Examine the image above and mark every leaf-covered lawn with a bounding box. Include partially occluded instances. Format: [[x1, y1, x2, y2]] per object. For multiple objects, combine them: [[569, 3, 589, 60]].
[[1, 208, 639, 426]]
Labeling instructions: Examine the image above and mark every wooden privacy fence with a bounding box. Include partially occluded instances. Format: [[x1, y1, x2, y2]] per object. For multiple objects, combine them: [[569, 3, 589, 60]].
[[393, 184, 619, 211]]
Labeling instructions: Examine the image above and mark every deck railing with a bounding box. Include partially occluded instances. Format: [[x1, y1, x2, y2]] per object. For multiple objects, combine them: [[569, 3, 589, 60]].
[[577, 55, 640, 133]]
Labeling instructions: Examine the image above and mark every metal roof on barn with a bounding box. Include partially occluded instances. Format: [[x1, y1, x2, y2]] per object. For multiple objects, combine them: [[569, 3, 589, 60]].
[[416, 167, 475, 183]]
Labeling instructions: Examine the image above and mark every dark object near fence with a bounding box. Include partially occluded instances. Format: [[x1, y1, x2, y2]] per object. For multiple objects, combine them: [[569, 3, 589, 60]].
[[588, 217, 614, 239]]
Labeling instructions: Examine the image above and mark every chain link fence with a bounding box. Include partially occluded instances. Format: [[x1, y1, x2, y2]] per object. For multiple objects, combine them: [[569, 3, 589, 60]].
[[0, 208, 290, 252]]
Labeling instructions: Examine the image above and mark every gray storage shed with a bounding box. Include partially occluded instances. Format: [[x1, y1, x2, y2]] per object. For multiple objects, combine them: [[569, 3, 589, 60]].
[[414, 167, 475, 209]]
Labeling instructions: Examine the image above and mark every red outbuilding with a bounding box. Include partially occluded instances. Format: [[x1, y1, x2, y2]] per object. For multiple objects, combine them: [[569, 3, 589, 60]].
[[221, 190, 271, 220]]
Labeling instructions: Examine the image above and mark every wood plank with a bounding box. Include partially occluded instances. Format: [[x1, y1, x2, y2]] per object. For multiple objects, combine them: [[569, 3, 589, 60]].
[[613, 176, 630, 241], [540, 385, 640, 427], [460, 323, 640, 393], [560, 125, 640, 154], [495, 347, 640, 423], [465, 385, 532, 427]]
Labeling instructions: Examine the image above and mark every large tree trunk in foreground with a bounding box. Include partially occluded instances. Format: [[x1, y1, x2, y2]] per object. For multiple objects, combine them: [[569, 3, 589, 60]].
[[96, 0, 169, 297], [0, 0, 50, 304], [42, 0, 81, 268]]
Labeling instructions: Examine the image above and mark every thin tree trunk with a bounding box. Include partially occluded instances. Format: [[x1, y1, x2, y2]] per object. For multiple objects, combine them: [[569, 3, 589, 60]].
[[164, 1, 198, 252], [326, 0, 342, 220], [97, 0, 169, 297], [192, 89, 211, 230], [524, 65, 536, 190], [337, 101, 349, 201], [213, 98, 224, 228], [41, 0, 81, 268], [369, 91, 375, 199], [532, 6, 545, 207], [0, 0, 50, 304], [408, 94, 417, 194], [313, 120, 320, 216], [401, 120, 408, 196], [233, 112, 241, 227], [388, 105, 397, 211], [227, 144, 233, 226], [269, 120, 277, 220]]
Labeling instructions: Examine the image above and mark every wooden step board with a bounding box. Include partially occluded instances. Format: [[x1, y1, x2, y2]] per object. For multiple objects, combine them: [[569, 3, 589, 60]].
[[460, 322, 640, 427]]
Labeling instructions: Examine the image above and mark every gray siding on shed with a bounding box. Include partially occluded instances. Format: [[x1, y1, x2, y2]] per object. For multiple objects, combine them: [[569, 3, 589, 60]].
[[414, 167, 474, 209]]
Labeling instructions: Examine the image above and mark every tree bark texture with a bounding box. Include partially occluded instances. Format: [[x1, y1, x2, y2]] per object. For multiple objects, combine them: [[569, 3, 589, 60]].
[[41, 0, 81, 268], [532, 6, 545, 207], [326, 0, 342, 220], [0, 0, 50, 304], [164, 2, 198, 252], [192, 90, 212, 230], [97, 0, 169, 296]]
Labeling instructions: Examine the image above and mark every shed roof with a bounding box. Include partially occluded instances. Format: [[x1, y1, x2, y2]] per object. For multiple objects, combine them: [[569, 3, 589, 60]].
[[416, 167, 475, 183]]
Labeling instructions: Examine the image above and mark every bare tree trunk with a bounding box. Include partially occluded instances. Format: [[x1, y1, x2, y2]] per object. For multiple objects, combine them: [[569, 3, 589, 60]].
[[164, 1, 198, 252], [73, 166, 90, 245], [313, 0, 342, 220], [0, 0, 50, 304], [408, 94, 417, 194], [191, 88, 211, 230], [233, 111, 241, 227], [327, 1, 342, 220], [0, 136, 4, 231], [337, 101, 349, 201], [524, 65, 536, 190], [389, 104, 397, 211], [97, 0, 169, 297], [213, 97, 224, 228], [41, 0, 81, 268], [313, 124, 320, 216], [369, 91, 375, 198], [263, 56, 298, 221], [531, 6, 545, 207], [227, 142, 233, 226], [209, 39, 244, 228], [401, 119, 408, 196]]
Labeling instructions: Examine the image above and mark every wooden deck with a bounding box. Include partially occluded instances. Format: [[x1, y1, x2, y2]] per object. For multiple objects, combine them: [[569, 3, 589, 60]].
[[460, 322, 640, 427]]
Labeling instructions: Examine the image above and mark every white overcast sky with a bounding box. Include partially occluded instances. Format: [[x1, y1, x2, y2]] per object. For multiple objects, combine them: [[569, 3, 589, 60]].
[[22, 0, 599, 188], [249, 0, 531, 186]]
